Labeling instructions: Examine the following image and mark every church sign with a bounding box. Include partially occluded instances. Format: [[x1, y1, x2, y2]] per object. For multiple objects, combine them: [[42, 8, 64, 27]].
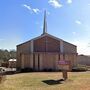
[[58, 60, 70, 65], [58, 60, 70, 80], [58, 60, 70, 71]]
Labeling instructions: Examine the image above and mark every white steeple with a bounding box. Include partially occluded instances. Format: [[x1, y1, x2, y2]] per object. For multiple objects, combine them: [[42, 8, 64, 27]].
[[43, 10, 47, 34]]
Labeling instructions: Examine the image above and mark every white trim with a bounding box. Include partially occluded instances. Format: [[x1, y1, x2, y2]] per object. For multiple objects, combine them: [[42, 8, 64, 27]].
[[21, 55, 24, 69], [31, 40, 33, 53], [60, 40, 63, 53]]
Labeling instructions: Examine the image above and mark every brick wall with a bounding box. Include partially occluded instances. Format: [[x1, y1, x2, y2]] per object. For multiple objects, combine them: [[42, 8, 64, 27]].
[[34, 36, 60, 52]]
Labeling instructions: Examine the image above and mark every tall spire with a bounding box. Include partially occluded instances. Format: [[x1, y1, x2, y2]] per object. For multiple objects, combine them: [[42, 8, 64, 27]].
[[43, 10, 47, 34]]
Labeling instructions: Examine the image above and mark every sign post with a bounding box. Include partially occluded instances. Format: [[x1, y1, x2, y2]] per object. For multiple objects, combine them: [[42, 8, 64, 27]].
[[58, 60, 70, 80], [62, 70, 67, 80]]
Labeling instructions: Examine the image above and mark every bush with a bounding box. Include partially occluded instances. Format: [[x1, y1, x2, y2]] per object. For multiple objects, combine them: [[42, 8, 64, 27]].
[[72, 65, 88, 72], [42, 68, 54, 72], [21, 68, 33, 72]]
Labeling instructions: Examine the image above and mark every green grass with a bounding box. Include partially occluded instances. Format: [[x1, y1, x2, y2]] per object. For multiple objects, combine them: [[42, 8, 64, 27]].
[[0, 71, 90, 90]]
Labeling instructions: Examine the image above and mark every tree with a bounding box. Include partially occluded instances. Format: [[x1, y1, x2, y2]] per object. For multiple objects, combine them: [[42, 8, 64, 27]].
[[0, 49, 16, 62], [9, 50, 16, 59]]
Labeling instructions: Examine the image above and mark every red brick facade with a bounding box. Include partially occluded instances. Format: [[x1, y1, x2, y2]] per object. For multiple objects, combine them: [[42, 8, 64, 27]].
[[34, 36, 60, 52], [17, 34, 77, 71]]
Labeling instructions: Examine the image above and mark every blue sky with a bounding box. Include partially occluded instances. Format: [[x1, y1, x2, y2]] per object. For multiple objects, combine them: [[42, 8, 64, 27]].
[[0, 0, 90, 55]]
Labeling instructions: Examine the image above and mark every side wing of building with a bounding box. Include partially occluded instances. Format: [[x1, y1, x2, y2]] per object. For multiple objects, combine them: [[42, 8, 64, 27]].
[[17, 40, 33, 69], [63, 41, 77, 67]]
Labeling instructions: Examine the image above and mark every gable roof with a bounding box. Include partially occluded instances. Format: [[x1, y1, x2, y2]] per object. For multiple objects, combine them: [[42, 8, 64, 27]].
[[17, 33, 76, 47]]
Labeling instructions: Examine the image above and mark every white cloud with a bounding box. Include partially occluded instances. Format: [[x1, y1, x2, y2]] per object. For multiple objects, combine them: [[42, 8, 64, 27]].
[[48, 0, 62, 8], [67, 0, 72, 4], [32, 8, 40, 14], [23, 4, 40, 14], [71, 40, 90, 55], [23, 4, 31, 10], [75, 20, 82, 25]]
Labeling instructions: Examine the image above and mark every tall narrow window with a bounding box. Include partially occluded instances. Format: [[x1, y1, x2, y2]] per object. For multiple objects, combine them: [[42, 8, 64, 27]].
[[58, 54, 60, 60], [63, 54, 65, 60], [33, 54, 35, 70], [38, 54, 40, 71]]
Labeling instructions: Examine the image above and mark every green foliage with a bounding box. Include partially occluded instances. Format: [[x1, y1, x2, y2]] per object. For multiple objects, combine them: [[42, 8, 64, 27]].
[[0, 49, 16, 62], [72, 64, 88, 72]]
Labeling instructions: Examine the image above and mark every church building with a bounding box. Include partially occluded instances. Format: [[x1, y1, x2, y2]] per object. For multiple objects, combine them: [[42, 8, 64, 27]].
[[17, 11, 77, 71]]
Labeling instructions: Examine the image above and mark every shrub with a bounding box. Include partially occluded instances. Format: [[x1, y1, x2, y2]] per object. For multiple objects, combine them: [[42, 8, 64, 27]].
[[42, 68, 54, 72], [72, 65, 88, 72], [21, 68, 33, 72]]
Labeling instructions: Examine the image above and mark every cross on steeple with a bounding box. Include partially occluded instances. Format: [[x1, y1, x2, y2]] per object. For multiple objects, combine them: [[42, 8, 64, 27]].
[[43, 10, 47, 35]]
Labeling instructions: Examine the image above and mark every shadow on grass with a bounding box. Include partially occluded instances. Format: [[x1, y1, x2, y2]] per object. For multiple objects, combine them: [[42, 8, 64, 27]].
[[42, 79, 64, 85]]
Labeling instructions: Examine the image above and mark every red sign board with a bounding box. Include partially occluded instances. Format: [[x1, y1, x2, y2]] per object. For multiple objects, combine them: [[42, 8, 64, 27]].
[[58, 60, 70, 65], [58, 60, 70, 79], [58, 60, 70, 71]]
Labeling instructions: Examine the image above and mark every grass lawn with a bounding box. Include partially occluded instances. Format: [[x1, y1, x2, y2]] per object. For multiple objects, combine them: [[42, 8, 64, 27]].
[[0, 71, 90, 90]]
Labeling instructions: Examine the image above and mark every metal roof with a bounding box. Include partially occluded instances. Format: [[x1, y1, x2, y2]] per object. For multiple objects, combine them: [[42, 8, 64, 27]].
[[9, 59, 16, 61]]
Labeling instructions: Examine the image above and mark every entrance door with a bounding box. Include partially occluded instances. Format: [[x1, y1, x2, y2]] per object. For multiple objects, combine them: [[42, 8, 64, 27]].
[[42, 53, 58, 70], [33, 54, 40, 71]]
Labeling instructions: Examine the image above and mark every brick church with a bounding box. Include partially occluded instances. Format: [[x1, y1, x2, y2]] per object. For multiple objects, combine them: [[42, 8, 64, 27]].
[[17, 11, 77, 71]]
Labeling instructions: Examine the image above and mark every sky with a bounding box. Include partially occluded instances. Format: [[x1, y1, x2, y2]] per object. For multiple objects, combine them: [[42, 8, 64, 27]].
[[0, 0, 90, 55]]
